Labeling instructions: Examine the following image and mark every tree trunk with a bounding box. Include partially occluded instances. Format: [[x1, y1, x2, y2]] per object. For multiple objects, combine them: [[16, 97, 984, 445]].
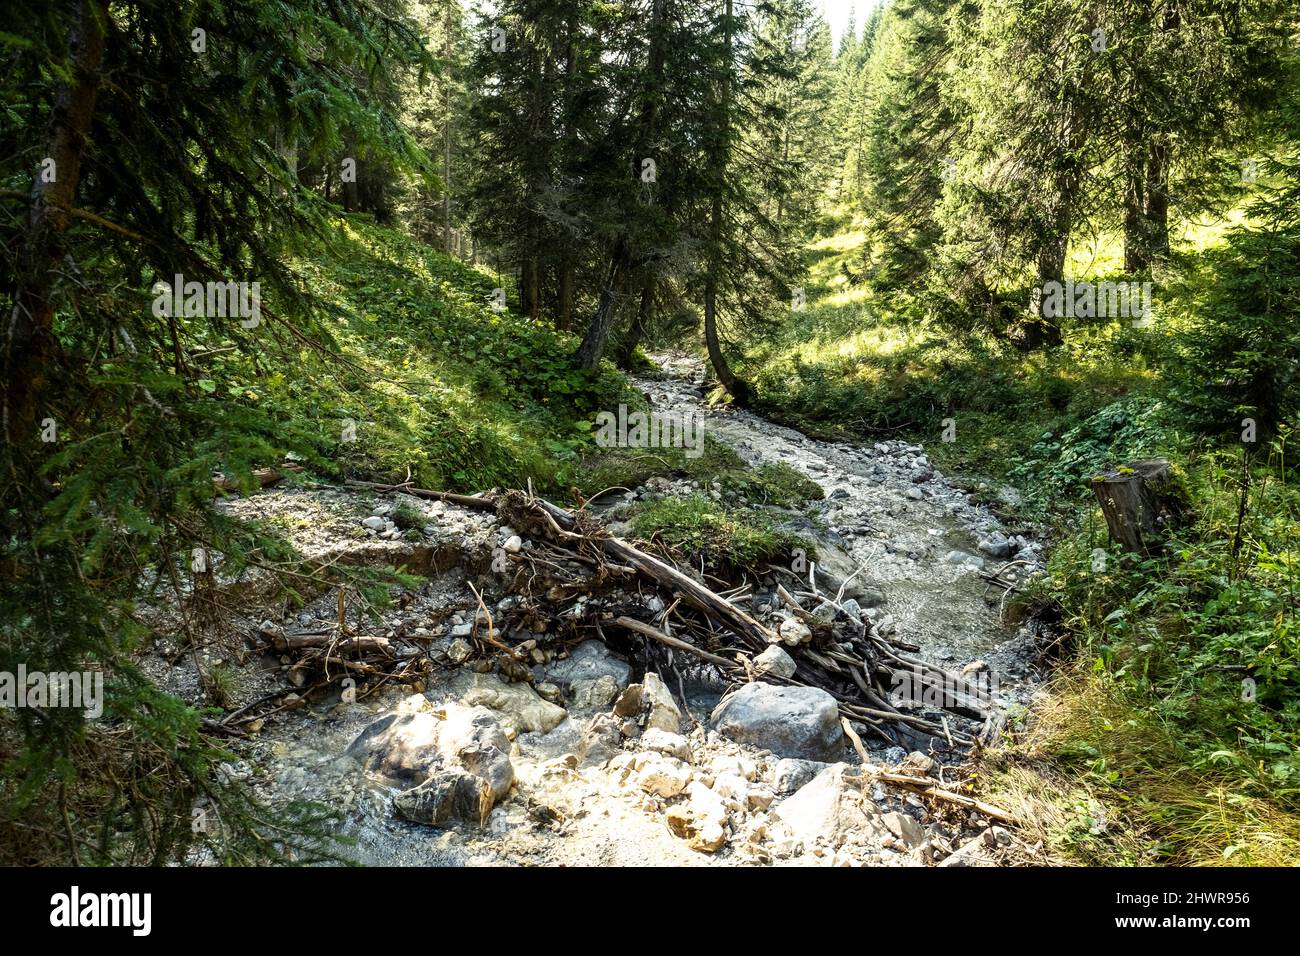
[[557, 261, 574, 330], [442, 0, 453, 254], [4, 0, 107, 447], [1091, 459, 1191, 554], [616, 275, 653, 369], [575, 243, 631, 371], [1143, 136, 1170, 264], [702, 0, 752, 405], [1122, 156, 1149, 273], [522, 255, 541, 319], [1023, 227, 1067, 350]]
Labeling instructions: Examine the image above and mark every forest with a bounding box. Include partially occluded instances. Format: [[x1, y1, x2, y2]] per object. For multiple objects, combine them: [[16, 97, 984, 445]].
[[1, 0, 1298, 875]]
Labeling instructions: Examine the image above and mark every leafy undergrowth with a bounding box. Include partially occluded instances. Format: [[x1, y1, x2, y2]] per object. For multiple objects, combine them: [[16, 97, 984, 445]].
[[199, 217, 629, 496], [981, 658, 1300, 866]]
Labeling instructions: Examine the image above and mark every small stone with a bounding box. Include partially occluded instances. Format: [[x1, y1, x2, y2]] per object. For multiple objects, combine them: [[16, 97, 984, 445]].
[[545, 640, 633, 691], [753, 644, 797, 679], [882, 810, 926, 848], [571, 674, 621, 709], [882, 745, 907, 765], [613, 672, 682, 733], [899, 751, 936, 777], [712, 772, 750, 812], [634, 754, 693, 798], [576, 713, 622, 768], [503, 535, 523, 554], [772, 758, 827, 794], [977, 532, 1014, 559], [534, 681, 564, 704], [640, 728, 691, 762], [446, 670, 567, 736], [447, 638, 473, 664], [362, 516, 386, 530], [665, 782, 729, 853], [939, 836, 996, 867], [777, 616, 812, 647]]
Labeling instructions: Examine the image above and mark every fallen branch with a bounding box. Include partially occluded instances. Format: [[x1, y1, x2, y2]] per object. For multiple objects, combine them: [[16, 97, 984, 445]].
[[614, 616, 735, 668]]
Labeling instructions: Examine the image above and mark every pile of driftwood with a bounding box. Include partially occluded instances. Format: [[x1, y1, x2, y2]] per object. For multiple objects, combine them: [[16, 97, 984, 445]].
[[346, 480, 999, 750]]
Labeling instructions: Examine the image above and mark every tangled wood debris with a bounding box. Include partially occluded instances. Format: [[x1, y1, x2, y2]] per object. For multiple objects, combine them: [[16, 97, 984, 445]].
[[332, 481, 1000, 749]]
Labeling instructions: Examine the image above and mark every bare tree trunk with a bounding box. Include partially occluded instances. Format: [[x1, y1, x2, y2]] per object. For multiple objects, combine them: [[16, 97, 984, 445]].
[[616, 275, 653, 368], [1143, 136, 1170, 264], [4, 0, 107, 447], [522, 255, 541, 319], [1123, 156, 1149, 273], [557, 261, 574, 330], [703, 0, 752, 405], [575, 244, 631, 370]]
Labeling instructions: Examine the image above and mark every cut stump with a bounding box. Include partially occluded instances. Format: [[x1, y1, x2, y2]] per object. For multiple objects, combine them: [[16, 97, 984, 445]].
[[1091, 458, 1190, 554]]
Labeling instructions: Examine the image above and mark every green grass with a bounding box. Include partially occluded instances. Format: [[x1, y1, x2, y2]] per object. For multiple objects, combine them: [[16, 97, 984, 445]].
[[630, 495, 814, 573]]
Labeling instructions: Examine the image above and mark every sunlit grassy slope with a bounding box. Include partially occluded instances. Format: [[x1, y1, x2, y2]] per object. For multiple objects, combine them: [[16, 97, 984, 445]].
[[745, 211, 1300, 867]]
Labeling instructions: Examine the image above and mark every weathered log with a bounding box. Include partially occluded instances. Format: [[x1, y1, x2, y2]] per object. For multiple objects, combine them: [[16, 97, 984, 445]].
[[214, 463, 302, 493], [1091, 458, 1190, 554], [613, 616, 734, 667], [264, 632, 392, 655], [344, 478, 497, 514]]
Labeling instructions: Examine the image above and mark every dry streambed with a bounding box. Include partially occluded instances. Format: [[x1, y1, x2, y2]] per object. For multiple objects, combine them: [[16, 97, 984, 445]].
[[163, 358, 1050, 866]]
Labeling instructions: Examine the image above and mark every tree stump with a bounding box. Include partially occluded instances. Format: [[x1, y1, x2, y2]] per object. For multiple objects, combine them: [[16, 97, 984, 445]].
[[1091, 458, 1190, 554]]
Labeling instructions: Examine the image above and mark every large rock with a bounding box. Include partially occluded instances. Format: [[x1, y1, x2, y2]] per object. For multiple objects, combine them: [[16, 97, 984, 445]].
[[710, 683, 845, 761], [446, 670, 567, 736], [612, 671, 682, 734], [348, 699, 515, 826], [345, 697, 443, 782], [770, 764, 886, 848], [544, 640, 633, 691], [435, 704, 515, 800], [665, 782, 729, 853], [393, 768, 493, 826]]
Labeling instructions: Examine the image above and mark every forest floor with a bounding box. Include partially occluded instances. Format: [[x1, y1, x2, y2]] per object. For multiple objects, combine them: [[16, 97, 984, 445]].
[[145, 354, 1064, 866]]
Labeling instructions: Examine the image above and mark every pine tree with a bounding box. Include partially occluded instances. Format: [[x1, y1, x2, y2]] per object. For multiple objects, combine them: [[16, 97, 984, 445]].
[[0, 0, 433, 864]]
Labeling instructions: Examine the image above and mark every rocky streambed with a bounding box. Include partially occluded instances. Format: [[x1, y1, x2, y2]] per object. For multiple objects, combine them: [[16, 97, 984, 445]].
[[168, 355, 1051, 867]]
